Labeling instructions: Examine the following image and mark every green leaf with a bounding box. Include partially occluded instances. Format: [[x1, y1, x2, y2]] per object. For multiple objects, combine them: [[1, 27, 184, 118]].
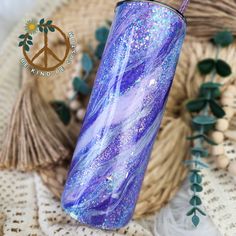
[[191, 147, 209, 157], [195, 160, 209, 168], [190, 173, 196, 183], [211, 88, 221, 99], [46, 20, 52, 25], [24, 44, 30, 52], [190, 169, 201, 173], [95, 42, 106, 59], [190, 195, 202, 206], [191, 183, 203, 192], [18, 41, 24, 47], [200, 83, 221, 99], [95, 27, 109, 43], [187, 134, 217, 145], [198, 59, 215, 75], [27, 40, 33, 45], [186, 98, 207, 112], [213, 31, 234, 47], [195, 207, 206, 216], [73, 77, 91, 95], [28, 35, 32, 40], [201, 82, 221, 90], [19, 34, 25, 39], [187, 135, 203, 141], [48, 26, 55, 32], [192, 215, 200, 227], [203, 136, 217, 145], [199, 89, 210, 100], [51, 101, 71, 125], [196, 174, 202, 184], [215, 59, 232, 77], [82, 53, 93, 73], [209, 99, 226, 118], [200, 82, 222, 100], [186, 208, 195, 216], [44, 27, 48, 33], [39, 26, 43, 32], [192, 123, 214, 132], [190, 172, 202, 184], [184, 160, 208, 168], [39, 18, 45, 25], [203, 136, 218, 145], [193, 115, 216, 126]]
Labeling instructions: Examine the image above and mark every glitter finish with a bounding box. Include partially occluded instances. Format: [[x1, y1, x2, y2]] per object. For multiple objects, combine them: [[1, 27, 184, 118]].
[[62, 0, 186, 230]]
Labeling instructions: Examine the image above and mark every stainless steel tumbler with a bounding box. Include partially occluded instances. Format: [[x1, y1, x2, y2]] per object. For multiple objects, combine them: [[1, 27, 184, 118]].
[[62, 0, 188, 230]]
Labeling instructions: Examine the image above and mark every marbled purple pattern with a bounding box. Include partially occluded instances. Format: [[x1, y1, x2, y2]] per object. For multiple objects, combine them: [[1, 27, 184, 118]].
[[62, 0, 186, 230]]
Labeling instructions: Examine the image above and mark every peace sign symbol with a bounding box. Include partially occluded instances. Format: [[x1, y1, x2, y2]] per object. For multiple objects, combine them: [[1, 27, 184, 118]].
[[22, 24, 70, 71]]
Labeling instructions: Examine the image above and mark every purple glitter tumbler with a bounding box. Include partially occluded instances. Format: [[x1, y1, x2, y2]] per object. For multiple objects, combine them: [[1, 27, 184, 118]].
[[62, 0, 188, 230]]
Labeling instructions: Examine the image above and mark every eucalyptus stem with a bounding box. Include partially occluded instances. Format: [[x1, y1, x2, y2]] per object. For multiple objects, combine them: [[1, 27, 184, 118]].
[[186, 31, 233, 227]]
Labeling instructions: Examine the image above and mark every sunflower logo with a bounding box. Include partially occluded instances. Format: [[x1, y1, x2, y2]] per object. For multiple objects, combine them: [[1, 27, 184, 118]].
[[25, 19, 38, 35]]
